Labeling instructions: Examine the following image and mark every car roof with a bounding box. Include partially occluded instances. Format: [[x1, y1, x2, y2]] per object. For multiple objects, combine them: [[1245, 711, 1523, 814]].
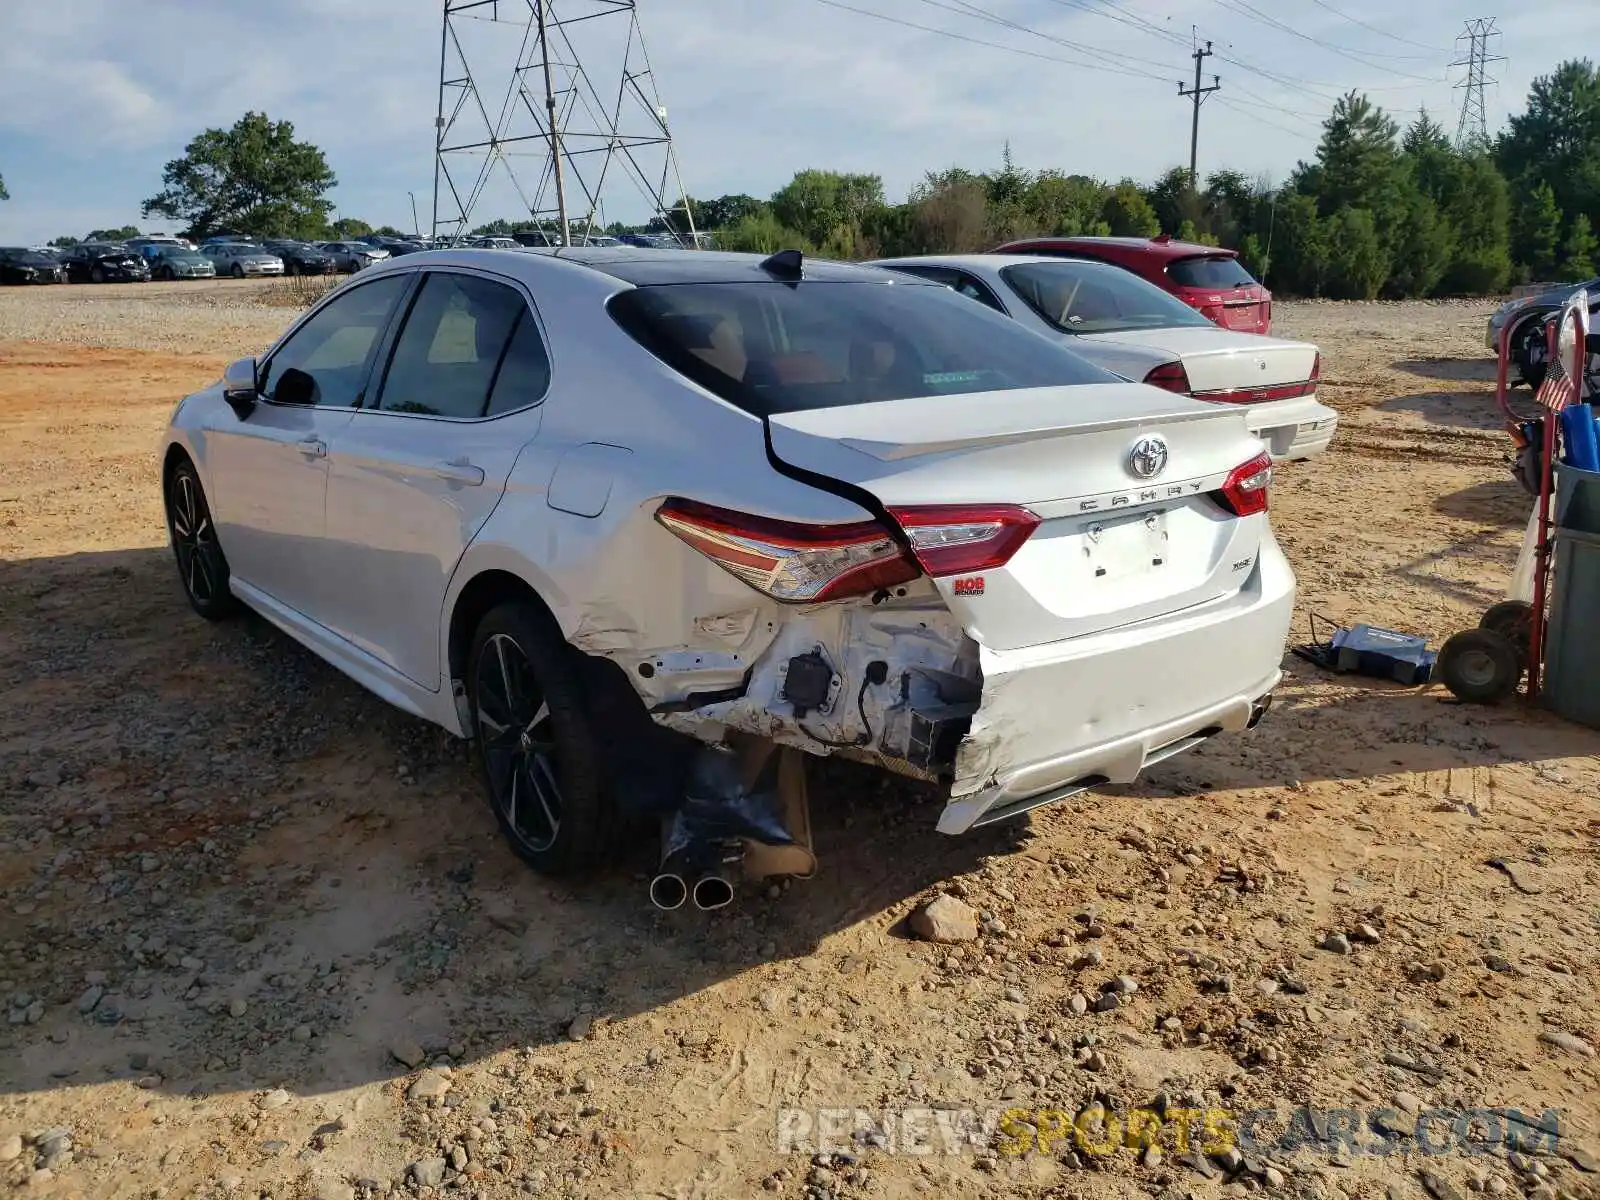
[[512, 246, 906, 286], [998, 235, 1237, 262], [872, 253, 1098, 270]]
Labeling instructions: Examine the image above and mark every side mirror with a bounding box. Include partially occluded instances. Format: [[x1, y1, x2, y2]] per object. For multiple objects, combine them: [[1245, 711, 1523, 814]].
[[222, 357, 258, 420]]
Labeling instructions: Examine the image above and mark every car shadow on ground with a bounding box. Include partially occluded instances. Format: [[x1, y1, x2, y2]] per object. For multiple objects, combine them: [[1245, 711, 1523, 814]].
[[1391, 356, 1497, 383], [0, 546, 1017, 1103], [1374, 390, 1507, 431], [1433, 478, 1535, 526]]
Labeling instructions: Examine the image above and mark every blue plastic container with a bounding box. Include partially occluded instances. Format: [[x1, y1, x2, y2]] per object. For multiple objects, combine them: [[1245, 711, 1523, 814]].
[[1561, 403, 1600, 472]]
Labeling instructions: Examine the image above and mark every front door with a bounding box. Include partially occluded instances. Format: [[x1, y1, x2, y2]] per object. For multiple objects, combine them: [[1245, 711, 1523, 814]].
[[322, 268, 554, 688], [205, 273, 412, 619]]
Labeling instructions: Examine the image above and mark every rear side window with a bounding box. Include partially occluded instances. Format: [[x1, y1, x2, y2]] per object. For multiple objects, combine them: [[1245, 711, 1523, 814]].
[[1166, 255, 1257, 289], [375, 273, 531, 418], [607, 280, 1117, 417], [1000, 260, 1212, 334]]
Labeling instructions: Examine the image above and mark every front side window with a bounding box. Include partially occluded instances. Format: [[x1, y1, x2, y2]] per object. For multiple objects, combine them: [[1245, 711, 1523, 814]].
[[259, 275, 410, 407], [608, 279, 1118, 418], [374, 273, 533, 418], [999, 260, 1213, 335]]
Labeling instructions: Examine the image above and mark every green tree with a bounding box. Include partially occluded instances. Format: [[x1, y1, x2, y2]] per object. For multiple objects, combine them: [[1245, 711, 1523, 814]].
[[770, 169, 883, 247], [1512, 182, 1564, 280], [1384, 187, 1452, 297], [328, 217, 372, 239], [715, 210, 810, 254], [1438, 154, 1512, 293], [374, 224, 408, 238], [1100, 180, 1159, 237], [1302, 92, 1403, 221], [0, 172, 8, 201], [1023, 172, 1109, 236], [1560, 213, 1598, 278], [1147, 166, 1203, 237], [1268, 192, 1327, 296], [48, 235, 80, 247], [1323, 208, 1388, 299], [1497, 60, 1600, 232], [695, 194, 766, 229], [1202, 168, 1255, 246], [911, 175, 990, 252], [87, 226, 141, 242], [142, 111, 337, 239]]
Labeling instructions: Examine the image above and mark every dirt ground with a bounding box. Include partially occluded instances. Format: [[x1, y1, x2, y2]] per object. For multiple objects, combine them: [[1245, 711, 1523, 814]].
[[1, 283, 1598, 1200]]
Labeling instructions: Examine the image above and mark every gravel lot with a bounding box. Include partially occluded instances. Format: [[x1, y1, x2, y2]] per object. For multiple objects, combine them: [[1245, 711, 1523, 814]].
[[1, 282, 1598, 1200]]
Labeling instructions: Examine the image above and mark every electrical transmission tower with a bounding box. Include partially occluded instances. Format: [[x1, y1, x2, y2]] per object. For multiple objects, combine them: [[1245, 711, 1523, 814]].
[[1178, 39, 1220, 190], [1451, 17, 1504, 150], [432, 1, 696, 245]]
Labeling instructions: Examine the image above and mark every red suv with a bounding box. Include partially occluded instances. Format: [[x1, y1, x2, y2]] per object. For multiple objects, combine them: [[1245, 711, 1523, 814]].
[[992, 234, 1273, 335]]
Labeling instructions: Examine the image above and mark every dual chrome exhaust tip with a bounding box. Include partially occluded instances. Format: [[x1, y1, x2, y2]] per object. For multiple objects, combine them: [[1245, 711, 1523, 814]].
[[648, 866, 735, 911]]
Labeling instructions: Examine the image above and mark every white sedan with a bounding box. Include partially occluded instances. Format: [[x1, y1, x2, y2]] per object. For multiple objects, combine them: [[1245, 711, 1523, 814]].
[[159, 247, 1292, 885], [869, 253, 1338, 462]]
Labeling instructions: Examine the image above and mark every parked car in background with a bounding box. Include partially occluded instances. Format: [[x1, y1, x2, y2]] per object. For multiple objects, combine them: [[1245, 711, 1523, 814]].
[[128, 235, 195, 253], [1487, 277, 1600, 388], [203, 243, 284, 278], [319, 241, 390, 272], [63, 243, 152, 283], [159, 246, 1292, 876], [994, 234, 1274, 336], [0, 247, 67, 284], [262, 240, 336, 276], [470, 236, 520, 250], [870, 253, 1335, 461], [144, 245, 218, 280], [375, 237, 429, 257]]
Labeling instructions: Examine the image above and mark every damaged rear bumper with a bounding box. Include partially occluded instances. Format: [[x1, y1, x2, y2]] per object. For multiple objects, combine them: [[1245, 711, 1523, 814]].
[[937, 535, 1295, 833]]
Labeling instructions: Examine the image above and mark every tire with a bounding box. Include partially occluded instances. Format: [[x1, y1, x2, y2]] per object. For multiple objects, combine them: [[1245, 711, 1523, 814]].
[[90, 266, 105, 284], [467, 602, 613, 875], [1478, 600, 1532, 668], [159, 266, 174, 281], [164, 458, 239, 621], [1438, 628, 1521, 705], [285, 261, 299, 276], [1513, 317, 1550, 390], [231, 263, 244, 279]]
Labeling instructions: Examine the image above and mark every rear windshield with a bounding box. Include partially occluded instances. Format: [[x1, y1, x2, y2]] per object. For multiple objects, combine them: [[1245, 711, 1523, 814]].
[[999, 260, 1213, 334], [607, 280, 1118, 416], [1165, 255, 1257, 289]]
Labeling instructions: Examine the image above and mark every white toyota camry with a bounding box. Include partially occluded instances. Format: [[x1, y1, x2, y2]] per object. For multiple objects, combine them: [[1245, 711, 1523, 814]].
[[868, 253, 1338, 462], [160, 246, 1294, 878]]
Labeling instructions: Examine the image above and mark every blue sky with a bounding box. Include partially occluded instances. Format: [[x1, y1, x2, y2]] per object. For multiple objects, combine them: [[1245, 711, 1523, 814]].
[[0, 0, 1593, 245]]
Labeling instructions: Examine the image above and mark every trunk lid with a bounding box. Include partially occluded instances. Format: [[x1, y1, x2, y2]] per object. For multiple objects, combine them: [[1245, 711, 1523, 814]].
[[1081, 327, 1316, 393], [767, 383, 1270, 652]]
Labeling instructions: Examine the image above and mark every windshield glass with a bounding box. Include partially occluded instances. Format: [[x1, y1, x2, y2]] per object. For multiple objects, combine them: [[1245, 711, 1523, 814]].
[[608, 279, 1118, 417], [1165, 254, 1257, 289], [999, 260, 1213, 335]]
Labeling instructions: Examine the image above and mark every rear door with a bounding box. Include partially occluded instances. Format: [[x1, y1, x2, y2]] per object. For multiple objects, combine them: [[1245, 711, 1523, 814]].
[[320, 268, 552, 689]]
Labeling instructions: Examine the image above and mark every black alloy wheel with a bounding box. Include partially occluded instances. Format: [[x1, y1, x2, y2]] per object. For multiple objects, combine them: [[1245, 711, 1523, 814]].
[[468, 603, 610, 874], [165, 460, 238, 620]]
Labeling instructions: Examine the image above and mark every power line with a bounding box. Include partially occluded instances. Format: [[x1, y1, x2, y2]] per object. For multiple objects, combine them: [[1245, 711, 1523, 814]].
[[1209, 0, 1442, 78], [1303, 0, 1448, 53], [809, 0, 1180, 81], [913, 0, 1177, 76]]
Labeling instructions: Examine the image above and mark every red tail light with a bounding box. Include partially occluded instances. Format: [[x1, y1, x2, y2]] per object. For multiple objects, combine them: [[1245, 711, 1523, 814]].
[[1199, 304, 1226, 323], [1142, 361, 1192, 395], [656, 498, 919, 602], [886, 504, 1041, 576], [1309, 351, 1321, 383], [1217, 452, 1273, 517]]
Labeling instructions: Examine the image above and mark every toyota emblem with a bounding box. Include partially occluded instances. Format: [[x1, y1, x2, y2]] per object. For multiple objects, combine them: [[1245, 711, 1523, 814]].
[[1128, 434, 1169, 479]]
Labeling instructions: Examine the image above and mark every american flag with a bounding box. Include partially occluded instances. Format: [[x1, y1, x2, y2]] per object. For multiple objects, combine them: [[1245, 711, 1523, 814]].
[[1535, 345, 1578, 413]]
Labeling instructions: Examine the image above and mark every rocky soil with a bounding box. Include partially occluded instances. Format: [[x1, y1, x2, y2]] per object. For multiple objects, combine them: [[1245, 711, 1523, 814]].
[[0, 284, 1597, 1200]]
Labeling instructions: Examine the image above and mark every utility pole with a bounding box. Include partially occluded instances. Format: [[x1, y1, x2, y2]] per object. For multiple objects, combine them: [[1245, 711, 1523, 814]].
[[1179, 39, 1220, 191]]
